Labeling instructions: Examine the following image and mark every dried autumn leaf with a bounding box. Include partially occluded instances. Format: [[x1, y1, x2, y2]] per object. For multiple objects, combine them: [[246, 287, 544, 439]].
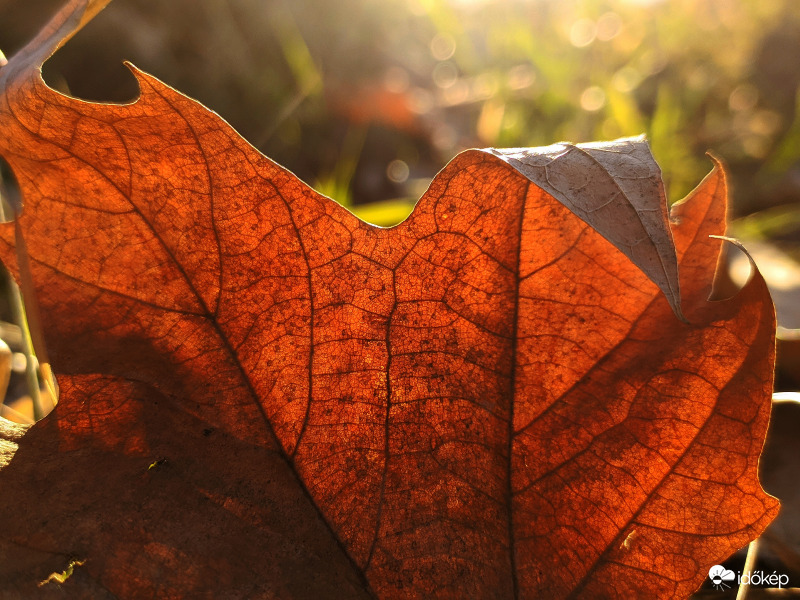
[[0, 1, 779, 598]]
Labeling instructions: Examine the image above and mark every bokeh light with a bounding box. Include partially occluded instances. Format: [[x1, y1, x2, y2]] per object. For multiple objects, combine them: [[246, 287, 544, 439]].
[[0, 0, 798, 219]]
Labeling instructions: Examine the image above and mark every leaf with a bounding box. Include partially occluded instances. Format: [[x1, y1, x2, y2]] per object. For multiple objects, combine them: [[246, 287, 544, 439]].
[[0, 1, 779, 598]]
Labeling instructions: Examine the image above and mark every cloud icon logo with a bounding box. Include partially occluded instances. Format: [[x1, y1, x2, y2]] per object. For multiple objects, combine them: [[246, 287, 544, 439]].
[[709, 565, 736, 590]]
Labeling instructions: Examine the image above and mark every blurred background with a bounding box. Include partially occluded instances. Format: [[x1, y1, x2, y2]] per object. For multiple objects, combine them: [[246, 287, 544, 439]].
[[0, 0, 799, 594], [2, 0, 797, 389], [1, 0, 799, 215], [0, 0, 798, 406]]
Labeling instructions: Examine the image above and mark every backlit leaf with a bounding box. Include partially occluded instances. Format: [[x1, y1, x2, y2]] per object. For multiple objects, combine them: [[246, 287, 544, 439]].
[[0, 2, 778, 597]]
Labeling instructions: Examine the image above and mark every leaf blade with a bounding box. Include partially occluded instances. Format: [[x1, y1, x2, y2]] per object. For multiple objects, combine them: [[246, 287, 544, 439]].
[[0, 3, 778, 597]]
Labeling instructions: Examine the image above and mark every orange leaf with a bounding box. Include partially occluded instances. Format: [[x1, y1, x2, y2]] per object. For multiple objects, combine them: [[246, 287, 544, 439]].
[[0, 2, 778, 598]]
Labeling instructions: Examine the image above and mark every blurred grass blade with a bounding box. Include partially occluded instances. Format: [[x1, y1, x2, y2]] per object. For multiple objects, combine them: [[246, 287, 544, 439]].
[[13, 220, 55, 420], [351, 198, 417, 227]]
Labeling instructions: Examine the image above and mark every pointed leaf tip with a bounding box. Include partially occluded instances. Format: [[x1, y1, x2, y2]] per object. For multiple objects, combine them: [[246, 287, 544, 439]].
[[488, 136, 684, 320], [0, 0, 112, 89]]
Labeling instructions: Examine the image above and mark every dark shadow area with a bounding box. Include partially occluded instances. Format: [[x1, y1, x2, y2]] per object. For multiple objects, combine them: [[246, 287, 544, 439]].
[[0, 154, 20, 222]]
